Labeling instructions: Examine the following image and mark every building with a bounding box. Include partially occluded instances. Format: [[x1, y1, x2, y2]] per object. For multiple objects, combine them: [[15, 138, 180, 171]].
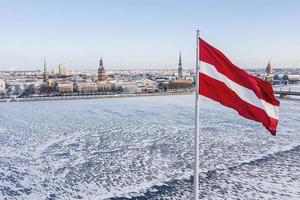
[[178, 52, 183, 79], [265, 61, 273, 83], [266, 60, 273, 74], [168, 79, 193, 89], [97, 82, 112, 92], [282, 74, 300, 84], [76, 82, 98, 93], [0, 79, 6, 94], [122, 84, 142, 94], [98, 58, 106, 81], [58, 83, 73, 93], [58, 64, 68, 75], [4, 80, 25, 95]]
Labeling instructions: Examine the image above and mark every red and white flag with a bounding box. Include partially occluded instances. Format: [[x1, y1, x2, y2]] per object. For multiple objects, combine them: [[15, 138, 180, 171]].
[[198, 39, 280, 135]]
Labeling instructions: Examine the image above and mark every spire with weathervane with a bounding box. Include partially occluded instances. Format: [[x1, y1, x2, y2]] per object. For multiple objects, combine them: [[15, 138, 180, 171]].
[[98, 57, 106, 81], [264, 60, 274, 84], [178, 52, 183, 79], [43, 57, 49, 83], [42, 57, 51, 93]]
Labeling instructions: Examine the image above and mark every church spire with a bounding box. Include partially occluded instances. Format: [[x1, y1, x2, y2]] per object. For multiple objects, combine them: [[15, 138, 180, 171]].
[[179, 52, 182, 66], [98, 57, 106, 81], [43, 57, 49, 83], [43, 57, 47, 73], [178, 52, 183, 79], [99, 57, 103, 69], [266, 60, 272, 74]]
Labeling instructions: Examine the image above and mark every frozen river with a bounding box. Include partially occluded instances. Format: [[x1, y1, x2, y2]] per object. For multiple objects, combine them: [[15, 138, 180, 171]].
[[0, 95, 299, 199]]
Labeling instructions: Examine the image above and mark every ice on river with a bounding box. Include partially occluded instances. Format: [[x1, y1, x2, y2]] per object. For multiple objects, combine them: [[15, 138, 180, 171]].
[[0, 95, 299, 199]]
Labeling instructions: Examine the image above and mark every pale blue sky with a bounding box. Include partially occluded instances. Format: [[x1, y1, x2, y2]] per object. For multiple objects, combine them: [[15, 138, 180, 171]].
[[0, 0, 299, 70]]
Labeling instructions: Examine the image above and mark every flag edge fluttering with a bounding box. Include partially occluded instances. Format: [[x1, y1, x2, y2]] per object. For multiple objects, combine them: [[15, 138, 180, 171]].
[[198, 38, 280, 135]]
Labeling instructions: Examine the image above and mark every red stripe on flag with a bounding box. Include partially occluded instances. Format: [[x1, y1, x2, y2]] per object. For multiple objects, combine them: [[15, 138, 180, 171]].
[[200, 39, 280, 107], [200, 73, 278, 135]]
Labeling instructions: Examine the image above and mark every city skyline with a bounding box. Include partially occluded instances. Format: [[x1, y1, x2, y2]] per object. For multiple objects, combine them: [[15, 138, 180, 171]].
[[0, 0, 300, 70]]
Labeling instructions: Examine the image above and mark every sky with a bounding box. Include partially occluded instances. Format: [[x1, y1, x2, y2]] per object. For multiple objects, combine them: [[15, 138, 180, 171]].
[[0, 0, 299, 71]]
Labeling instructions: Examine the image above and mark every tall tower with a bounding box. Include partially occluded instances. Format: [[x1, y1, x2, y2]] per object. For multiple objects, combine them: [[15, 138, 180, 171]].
[[178, 52, 183, 79], [58, 63, 68, 75], [98, 57, 106, 81], [266, 60, 273, 74], [43, 58, 51, 93], [43, 58, 49, 83]]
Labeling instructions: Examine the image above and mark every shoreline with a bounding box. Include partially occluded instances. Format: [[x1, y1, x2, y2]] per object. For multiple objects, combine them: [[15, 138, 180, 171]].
[[0, 91, 194, 103], [1, 86, 300, 103]]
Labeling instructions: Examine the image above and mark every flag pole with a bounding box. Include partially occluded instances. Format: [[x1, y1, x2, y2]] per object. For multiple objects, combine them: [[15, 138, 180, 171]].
[[194, 30, 200, 200]]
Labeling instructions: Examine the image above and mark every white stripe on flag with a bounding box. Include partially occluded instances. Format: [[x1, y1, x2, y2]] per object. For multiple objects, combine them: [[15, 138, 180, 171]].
[[200, 61, 279, 120]]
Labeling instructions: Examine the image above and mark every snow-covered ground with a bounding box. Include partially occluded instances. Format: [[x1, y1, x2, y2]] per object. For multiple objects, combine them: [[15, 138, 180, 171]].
[[0, 95, 299, 200]]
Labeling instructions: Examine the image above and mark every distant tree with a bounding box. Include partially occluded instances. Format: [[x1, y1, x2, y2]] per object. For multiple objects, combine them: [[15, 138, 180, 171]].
[[15, 85, 21, 95], [158, 83, 167, 92], [273, 74, 280, 80], [41, 83, 52, 94], [6, 86, 14, 94], [40, 84, 45, 93], [22, 84, 35, 96], [111, 84, 116, 93], [52, 81, 59, 92], [282, 75, 289, 81]]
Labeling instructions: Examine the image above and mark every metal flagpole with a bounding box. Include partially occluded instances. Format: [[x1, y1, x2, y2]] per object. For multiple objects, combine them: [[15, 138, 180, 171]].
[[194, 30, 200, 200]]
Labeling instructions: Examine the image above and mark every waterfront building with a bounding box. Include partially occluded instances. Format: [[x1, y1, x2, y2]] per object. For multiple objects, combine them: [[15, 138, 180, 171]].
[[282, 74, 300, 84], [122, 84, 142, 94], [58, 83, 73, 93], [76, 82, 98, 93], [178, 52, 183, 79], [58, 64, 68, 75], [168, 79, 193, 89], [4, 79, 26, 95], [97, 82, 112, 92], [98, 58, 106, 81]]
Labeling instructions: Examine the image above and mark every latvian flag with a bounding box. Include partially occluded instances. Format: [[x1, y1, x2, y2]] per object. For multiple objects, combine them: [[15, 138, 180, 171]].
[[199, 39, 280, 135]]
